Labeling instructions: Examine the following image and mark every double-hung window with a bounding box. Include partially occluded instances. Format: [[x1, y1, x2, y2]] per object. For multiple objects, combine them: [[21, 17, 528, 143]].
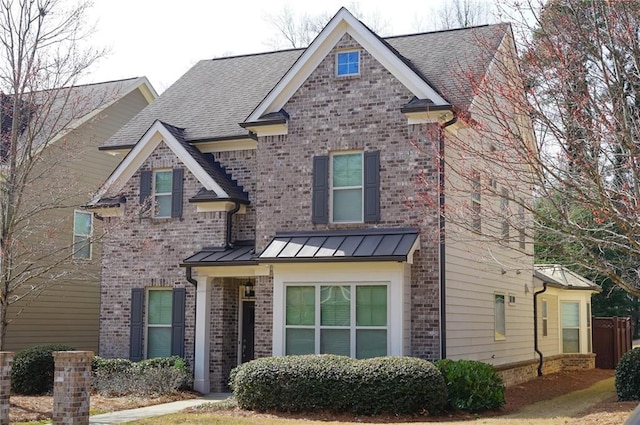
[[501, 187, 509, 241], [541, 299, 548, 337], [72, 211, 93, 259], [146, 289, 173, 358], [495, 294, 506, 340], [332, 152, 363, 222], [561, 301, 580, 353], [154, 170, 173, 218], [285, 284, 388, 358], [336, 50, 360, 76], [471, 170, 481, 232]]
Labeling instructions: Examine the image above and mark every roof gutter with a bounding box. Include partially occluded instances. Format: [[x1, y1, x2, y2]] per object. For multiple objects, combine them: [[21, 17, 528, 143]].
[[533, 281, 548, 376], [439, 111, 457, 360]]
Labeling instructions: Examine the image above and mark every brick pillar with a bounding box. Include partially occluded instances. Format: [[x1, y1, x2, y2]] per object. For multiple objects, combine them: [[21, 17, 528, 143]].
[[52, 351, 93, 425], [0, 352, 14, 425]]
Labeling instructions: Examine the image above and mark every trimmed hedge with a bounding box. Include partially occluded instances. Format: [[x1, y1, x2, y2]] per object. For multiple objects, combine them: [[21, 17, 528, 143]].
[[435, 359, 505, 412], [11, 344, 75, 395], [229, 355, 447, 415], [92, 356, 191, 397], [616, 348, 640, 401]]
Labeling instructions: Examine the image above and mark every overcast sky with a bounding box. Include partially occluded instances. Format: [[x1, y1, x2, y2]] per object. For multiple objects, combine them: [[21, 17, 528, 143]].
[[84, 0, 485, 93]]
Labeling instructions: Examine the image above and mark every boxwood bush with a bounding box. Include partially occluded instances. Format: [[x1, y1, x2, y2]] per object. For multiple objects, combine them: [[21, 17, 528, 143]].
[[11, 344, 75, 395], [229, 355, 447, 415], [92, 355, 191, 396], [616, 348, 640, 401], [435, 359, 505, 412]]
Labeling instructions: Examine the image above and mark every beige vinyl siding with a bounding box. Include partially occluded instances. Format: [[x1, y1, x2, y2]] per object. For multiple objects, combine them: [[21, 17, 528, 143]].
[[3, 88, 151, 351], [443, 115, 535, 365], [537, 293, 559, 356]]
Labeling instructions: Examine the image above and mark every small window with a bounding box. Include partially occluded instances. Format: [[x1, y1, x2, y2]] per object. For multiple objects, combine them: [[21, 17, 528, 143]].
[[336, 50, 360, 76], [542, 299, 548, 337], [501, 187, 509, 241], [154, 170, 173, 217], [587, 303, 592, 352], [146, 289, 173, 358], [561, 301, 580, 353], [495, 294, 506, 340], [331, 152, 363, 223], [72, 211, 93, 259], [518, 200, 526, 249], [471, 170, 481, 232]]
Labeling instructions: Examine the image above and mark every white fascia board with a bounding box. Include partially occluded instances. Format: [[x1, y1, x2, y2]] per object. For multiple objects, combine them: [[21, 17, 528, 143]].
[[246, 8, 448, 122], [91, 121, 228, 204]]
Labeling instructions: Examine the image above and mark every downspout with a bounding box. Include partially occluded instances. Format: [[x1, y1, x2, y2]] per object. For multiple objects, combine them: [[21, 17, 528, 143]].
[[226, 201, 241, 248], [186, 266, 197, 364], [533, 281, 548, 376], [439, 111, 457, 360]]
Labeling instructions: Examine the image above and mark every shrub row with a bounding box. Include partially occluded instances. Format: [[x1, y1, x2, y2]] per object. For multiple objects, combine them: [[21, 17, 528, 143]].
[[11, 344, 75, 395], [92, 355, 192, 397], [616, 348, 640, 401], [230, 355, 446, 415]]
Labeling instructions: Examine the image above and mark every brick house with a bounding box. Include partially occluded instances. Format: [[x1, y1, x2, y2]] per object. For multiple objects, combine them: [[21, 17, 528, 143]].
[[89, 9, 579, 392]]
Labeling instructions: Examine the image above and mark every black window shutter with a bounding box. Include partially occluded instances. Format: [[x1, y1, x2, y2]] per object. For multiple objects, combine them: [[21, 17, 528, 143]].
[[139, 170, 152, 205], [171, 287, 186, 357], [129, 288, 144, 361], [364, 151, 380, 222], [171, 168, 184, 218], [312, 155, 329, 224]]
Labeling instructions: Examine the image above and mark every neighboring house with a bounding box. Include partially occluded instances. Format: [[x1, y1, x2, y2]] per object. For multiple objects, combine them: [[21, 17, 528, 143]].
[[4, 77, 156, 352], [90, 8, 589, 392], [533, 265, 600, 373]]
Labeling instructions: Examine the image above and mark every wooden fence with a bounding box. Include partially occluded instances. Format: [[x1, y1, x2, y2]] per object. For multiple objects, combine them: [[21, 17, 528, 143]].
[[592, 316, 633, 369]]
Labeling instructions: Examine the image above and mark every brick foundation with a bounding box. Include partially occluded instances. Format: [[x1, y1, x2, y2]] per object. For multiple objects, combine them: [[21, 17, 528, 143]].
[[52, 351, 93, 425], [0, 352, 13, 425], [496, 353, 596, 387]]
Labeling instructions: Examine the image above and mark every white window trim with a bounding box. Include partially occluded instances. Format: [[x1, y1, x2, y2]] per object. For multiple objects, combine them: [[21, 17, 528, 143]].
[[494, 293, 506, 341], [586, 302, 592, 353], [153, 169, 172, 218], [330, 151, 364, 224], [145, 288, 172, 359], [272, 262, 407, 358], [471, 170, 481, 232], [72, 210, 93, 260], [284, 283, 389, 358], [336, 49, 361, 77]]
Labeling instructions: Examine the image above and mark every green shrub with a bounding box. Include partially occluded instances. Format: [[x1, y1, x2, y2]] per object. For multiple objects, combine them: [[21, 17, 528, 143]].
[[91, 356, 191, 397], [11, 344, 75, 395], [616, 348, 640, 401], [435, 359, 505, 412], [230, 355, 447, 415]]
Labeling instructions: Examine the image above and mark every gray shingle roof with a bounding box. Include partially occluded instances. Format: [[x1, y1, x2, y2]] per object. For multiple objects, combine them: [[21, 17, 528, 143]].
[[101, 24, 508, 149]]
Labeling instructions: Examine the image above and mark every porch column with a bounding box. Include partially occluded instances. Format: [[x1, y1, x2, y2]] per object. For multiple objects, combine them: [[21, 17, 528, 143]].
[[193, 276, 211, 394]]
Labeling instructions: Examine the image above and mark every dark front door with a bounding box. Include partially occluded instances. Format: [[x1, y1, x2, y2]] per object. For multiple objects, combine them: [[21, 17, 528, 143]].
[[241, 300, 255, 363]]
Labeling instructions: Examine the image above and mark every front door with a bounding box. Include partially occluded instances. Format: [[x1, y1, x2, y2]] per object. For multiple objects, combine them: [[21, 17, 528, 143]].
[[241, 300, 255, 363]]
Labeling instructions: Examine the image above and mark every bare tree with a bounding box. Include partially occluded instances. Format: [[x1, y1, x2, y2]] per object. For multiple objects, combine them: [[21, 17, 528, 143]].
[[0, 0, 105, 348], [434, 0, 640, 297], [264, 2, 391, 49], [415, 0, 494, 32]]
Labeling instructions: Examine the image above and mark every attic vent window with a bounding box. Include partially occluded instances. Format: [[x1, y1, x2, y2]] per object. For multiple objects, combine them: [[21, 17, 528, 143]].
[[336, 50, 360, 76]]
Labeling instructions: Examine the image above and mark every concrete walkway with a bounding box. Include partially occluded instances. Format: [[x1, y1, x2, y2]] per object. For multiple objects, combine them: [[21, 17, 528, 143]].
[[88, 393, 231, 425]]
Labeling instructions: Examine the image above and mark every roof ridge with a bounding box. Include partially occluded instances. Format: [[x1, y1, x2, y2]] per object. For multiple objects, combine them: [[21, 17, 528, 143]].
[[383, 22, 509, 41], [205, 48, 305, 63]]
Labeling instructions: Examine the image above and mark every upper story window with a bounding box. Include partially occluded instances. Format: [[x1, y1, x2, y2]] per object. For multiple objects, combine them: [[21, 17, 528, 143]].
[[72, 210, 92, 259], [139, 168, 184, 219], [336, 50, 360, 76], [312, 151, 379, 224], [332, 152, 363, 223], [471, 170, 481, 232], [154, 170, 173, 217]]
